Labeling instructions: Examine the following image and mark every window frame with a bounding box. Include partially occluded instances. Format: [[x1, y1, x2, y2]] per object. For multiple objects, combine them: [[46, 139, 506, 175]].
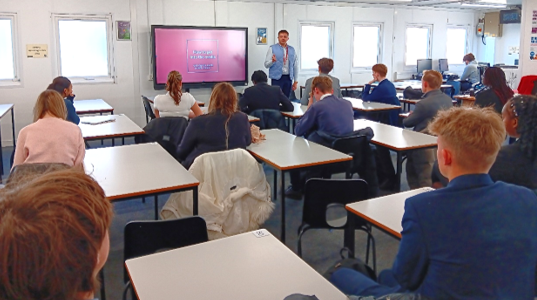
[[52, 13, 116, 84], [445, 25, 469, 67], [0, 12, 21, 87], [298, 21, 335, 74], [404, 24, 433, 70], [351, 22, 383, 73]]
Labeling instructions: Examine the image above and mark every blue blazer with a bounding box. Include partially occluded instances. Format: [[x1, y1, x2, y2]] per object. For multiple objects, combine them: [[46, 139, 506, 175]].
[[362, 80, 400, 126], [393, 174, 537, 299], [65, 95, 80, 125]]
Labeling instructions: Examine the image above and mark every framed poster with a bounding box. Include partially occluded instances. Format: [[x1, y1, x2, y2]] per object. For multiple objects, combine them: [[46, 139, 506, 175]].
[[117, 21, 131, 41], [256, 28, 267, 45]]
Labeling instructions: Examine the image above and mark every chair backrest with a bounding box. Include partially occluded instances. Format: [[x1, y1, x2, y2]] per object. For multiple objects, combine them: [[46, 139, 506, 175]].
[[532, 80, 537, 96], [141, 95, 156, 123], [302, 178, 368, 229], [332, 136, 368, 174], [517, 75, 537, 95], [123, 216, 208, 282], [140, 117, 189, 158], [250, 109, 288, 131]]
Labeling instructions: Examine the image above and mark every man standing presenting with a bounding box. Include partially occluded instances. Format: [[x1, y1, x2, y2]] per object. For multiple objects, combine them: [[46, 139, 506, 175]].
[[264, 30, 298, 98]]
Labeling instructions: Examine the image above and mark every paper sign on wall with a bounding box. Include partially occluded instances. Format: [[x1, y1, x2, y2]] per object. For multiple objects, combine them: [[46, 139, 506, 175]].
[[26, 44, 48, 58]]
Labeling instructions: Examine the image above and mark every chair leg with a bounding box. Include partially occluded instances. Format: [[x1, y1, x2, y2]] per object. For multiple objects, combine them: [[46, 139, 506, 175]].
[[296, 226, 309, 258], [99, 269, 106, 300], [368, 232, 377, 275]]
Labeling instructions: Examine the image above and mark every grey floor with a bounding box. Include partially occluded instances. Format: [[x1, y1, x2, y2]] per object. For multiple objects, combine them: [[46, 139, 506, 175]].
[[0, 138, 408, 300]]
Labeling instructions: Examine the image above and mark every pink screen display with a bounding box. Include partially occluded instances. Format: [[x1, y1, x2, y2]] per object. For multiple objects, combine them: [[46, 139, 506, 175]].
[[154, 28, 247, 84]]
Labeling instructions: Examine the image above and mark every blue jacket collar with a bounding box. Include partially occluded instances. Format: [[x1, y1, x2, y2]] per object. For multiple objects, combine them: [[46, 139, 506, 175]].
[[447, 174, 494, 189]]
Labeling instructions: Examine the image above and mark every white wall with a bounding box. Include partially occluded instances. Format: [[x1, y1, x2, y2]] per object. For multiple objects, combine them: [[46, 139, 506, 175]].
[[0, 0, 477, 145], [494, 23, 521, 65], [519, 0, 537, 77]]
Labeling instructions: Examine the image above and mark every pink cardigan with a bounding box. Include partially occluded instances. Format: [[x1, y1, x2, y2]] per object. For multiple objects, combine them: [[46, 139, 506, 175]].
[[13, 117, 85, 168]]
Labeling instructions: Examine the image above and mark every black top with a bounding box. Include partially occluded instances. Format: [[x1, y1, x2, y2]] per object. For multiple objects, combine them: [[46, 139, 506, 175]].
[[489, 142, 537, 190], [239, 82, 294, 114], [475, 87, 505, 114], [176, 111, 252, 169]]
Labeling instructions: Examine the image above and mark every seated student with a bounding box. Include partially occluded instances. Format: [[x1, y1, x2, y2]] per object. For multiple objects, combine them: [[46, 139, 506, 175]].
[[361, 63, 400, 190], [239, 70, 294, 114], [13, 90, 85, 169], [0, 168, 113, 300], [474, 67, 514, 114], [459, 53, 480, 92], [177, 82, 252, 169], [361, 64, 401, 126], [47, 76, 80, 125], [300, 58, 342, 105], [432, 95, 537, 191], [286, 76, 354, 198], [330, 106, 537, 299], [403, 70, 452, 189], [154, 70, 203, 119]]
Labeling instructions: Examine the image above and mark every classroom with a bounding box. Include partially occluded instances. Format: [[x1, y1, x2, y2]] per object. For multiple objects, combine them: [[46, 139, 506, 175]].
[[1, 0, 536, 299]]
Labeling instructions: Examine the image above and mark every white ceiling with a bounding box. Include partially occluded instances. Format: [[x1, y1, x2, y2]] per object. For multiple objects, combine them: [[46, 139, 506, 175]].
[[271, 0, 522, 10]]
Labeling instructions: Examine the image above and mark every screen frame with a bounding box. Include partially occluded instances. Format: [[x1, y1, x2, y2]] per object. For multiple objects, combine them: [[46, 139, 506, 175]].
[[499, 9, 521, 24], [438, 59, 449, 72], [416, 59, 432, 74], [151, 25, 249, 90]]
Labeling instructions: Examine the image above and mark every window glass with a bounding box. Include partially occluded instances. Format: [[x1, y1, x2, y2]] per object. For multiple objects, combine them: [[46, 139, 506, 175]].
[[0, 19, 15, 80], [446, 27, 467, 64], [405, 26, 430, 65], [300, 24, 332, 70], [353, 25, 381, 68]]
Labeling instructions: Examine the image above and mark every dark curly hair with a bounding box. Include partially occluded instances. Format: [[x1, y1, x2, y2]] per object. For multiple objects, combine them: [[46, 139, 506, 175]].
[[509, 95, 537, 162]]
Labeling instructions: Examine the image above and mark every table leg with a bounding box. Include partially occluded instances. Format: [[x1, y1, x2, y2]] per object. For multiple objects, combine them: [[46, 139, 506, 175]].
[[396, 152, 403, 192], [10, 108, 15, 170], [0, 123, 3, 177], [280, 170, 286, 243], [344, 210, 355, 258], [273, 170, 277, 204], [193, 186, 199, 215], [112, 138, 115, 147], [122, 137, 125, 145], [154, 195, 158, 220]]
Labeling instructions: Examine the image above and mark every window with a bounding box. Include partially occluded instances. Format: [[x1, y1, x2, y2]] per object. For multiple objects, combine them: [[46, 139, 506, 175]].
[[446, 27, 468, 65], [299, 22, 334, 71], [53, 14, 114, 83], [0, 13, 19, 84], [352, 23, 382, 70], [405, 25, 432, 66]]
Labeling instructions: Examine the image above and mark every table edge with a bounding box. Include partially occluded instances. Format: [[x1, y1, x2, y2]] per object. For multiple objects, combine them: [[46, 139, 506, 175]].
[[346, 205, 402, 239], [106, 182, 199, 201]]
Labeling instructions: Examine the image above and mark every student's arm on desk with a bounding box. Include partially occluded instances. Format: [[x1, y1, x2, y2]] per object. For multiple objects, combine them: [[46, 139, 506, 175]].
[[294, 106, 316, 137], [392, 200, 429, 290], [402, 101, 424, 128], [279, 89, 294, 111]]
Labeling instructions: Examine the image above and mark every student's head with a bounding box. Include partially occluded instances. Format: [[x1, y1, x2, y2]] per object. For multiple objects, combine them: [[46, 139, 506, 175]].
[[371, 64, 388, 81], [166, 70, 183, 105], [278, 30, 289, 45], [0, 168, 113, 300], [251, 70, 268, 84], [483, 67, 514, 106], [311, 76, 333, 101], [317, 58, 334, 74], [208, 82, 237, 117], [502, 95, 537, 161], [33, 89, 68, 122], [47, 76, 72, 98], [421, 70, 443, 93], [428, 107, 505, 179], [463, 53, 475, 65]]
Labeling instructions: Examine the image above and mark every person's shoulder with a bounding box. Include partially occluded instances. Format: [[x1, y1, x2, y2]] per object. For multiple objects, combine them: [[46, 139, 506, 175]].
[[232, 111, 249, 120], [493, 181, 537, 203]]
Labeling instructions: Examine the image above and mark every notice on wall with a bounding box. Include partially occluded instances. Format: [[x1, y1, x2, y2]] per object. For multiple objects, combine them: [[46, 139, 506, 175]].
[[530, 11, 537, 61], [26, 44, 48, 58], [533, 10, 537, 34]]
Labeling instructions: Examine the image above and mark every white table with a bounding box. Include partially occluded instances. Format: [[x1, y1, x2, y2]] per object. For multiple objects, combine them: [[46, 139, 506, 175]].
[[199, 107, 259, 122], [79, 114, 145, 146], [347, 187, 434, 239], [0, 104, 15, 175], [74, 99, 114, 115], [84, 143, 199, 218], [343, 97, 401, 112], [355, 119, 438, 191], [281, 102, 308, 132], [247, 129, 351, 242], [126, 229, 348, 300], [299, 83, 365, 98]]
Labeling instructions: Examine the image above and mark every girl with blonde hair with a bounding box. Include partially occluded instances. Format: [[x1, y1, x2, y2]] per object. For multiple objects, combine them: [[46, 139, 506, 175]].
[[13, 90, 85, 168], [154, 70, 203, 119], [177, 82, 251, 168]]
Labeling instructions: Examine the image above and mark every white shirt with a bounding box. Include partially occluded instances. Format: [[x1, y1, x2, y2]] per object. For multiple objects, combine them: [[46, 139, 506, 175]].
[[264, 45, 299, 79], [154, 92, 196, 119]]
